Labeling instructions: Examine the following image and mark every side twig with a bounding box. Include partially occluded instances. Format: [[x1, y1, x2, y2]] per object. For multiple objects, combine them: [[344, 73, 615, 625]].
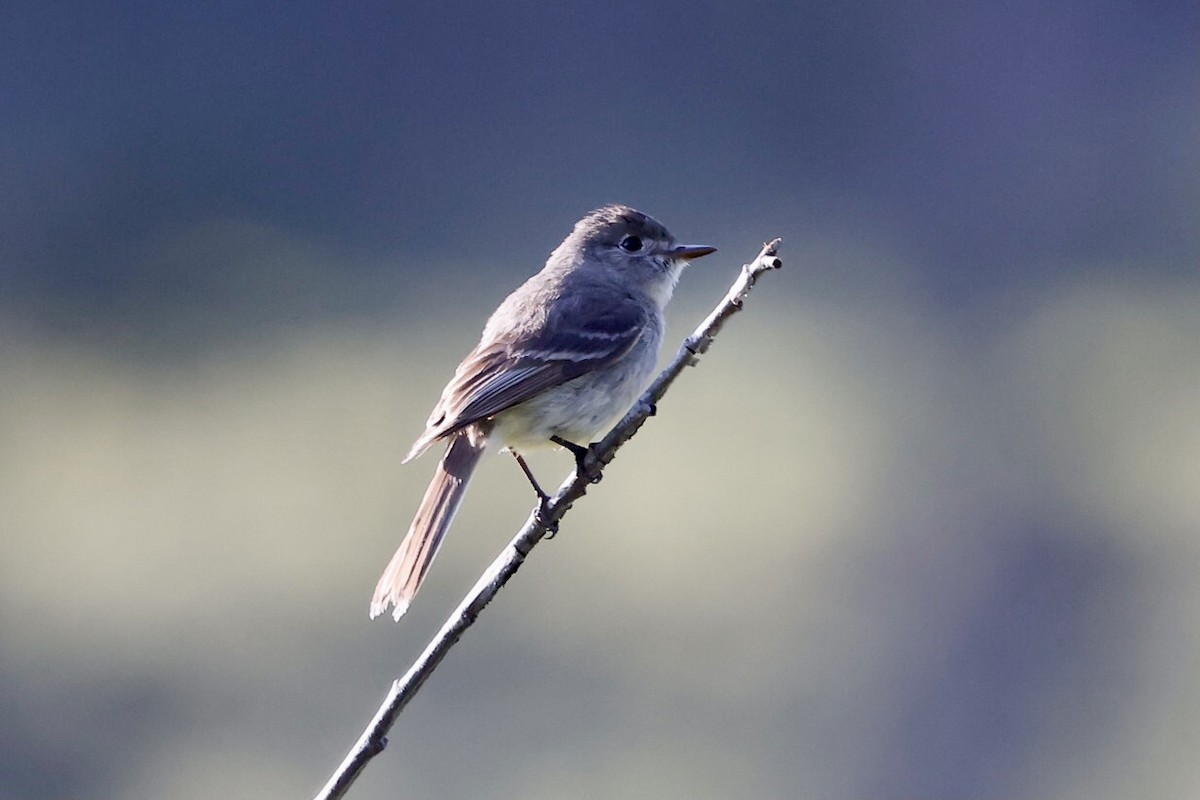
[[314, 239, 783, 800]]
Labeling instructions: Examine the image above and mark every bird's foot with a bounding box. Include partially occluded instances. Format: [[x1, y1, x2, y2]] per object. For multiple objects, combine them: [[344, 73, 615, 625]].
[[536, 498, 560, 539], [551, 436, 603, 484]]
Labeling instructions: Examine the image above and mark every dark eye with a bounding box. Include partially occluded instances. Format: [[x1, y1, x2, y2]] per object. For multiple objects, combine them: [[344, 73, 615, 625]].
[[619, 235, 643, 253]]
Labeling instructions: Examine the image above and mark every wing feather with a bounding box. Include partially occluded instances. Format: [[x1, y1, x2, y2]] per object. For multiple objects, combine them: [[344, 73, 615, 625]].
[[405, 291, 647, 459]]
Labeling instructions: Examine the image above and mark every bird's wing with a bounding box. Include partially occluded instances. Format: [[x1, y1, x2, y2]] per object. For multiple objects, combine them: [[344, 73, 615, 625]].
[[405, 294, 648, 460]]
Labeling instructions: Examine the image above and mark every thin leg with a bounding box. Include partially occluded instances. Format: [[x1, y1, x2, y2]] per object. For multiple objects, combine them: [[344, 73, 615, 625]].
[[510, 451, 559, 537], [511, 451, 549, 502], [550, 435, 603, 484]]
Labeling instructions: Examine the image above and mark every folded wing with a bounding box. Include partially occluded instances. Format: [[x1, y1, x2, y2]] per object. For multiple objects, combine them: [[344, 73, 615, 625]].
[[404, 293, 647, 462]]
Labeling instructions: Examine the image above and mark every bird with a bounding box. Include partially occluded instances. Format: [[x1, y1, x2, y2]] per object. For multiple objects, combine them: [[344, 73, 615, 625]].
[[370, 205, 715, 620]]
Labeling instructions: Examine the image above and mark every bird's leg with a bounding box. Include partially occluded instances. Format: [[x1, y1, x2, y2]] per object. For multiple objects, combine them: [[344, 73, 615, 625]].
[[511, 451, 550, 502], [550, 435, 603, 484], [510, 451, 559, 537]]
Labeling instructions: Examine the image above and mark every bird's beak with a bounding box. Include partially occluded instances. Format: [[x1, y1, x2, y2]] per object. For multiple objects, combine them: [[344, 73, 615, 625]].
[[671, 244, 717, 261]]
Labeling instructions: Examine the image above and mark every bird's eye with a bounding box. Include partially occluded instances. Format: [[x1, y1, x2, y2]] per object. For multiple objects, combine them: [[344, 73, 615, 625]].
[[619, 235, 643, 253]]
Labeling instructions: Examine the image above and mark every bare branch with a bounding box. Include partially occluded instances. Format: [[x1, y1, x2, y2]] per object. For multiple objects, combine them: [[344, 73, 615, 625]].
[[313, 238, 783, 800]]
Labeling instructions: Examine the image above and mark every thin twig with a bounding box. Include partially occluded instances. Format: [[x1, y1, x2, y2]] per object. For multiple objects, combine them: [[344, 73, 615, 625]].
[[314, 239, 783, 800]]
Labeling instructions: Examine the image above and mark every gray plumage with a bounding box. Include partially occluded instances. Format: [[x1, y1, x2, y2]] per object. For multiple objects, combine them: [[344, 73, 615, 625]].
[[371, 205, 715, 620]]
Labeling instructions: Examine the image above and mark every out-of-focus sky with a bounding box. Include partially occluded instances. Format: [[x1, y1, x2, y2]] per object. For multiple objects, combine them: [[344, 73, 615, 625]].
[[1, 2, 1196, 799]]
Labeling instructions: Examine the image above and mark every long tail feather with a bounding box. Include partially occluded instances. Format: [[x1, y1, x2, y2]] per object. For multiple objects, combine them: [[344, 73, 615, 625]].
[[370, 430, 487, 620]]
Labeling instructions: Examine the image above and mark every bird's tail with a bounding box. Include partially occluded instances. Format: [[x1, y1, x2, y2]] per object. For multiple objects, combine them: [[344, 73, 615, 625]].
[[370, 430, 488, 620]]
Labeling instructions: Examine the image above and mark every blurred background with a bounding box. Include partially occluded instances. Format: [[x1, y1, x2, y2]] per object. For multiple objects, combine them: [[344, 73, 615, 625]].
[[1, 2, 1197, 798]]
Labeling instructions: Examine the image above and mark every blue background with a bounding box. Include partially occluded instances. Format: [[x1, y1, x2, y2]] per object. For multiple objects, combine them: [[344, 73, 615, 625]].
[[1, 2, 1196, 798]]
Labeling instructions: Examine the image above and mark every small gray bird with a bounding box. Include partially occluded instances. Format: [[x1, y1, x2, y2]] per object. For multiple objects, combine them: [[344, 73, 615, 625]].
[[370, 205, 715, 620]]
